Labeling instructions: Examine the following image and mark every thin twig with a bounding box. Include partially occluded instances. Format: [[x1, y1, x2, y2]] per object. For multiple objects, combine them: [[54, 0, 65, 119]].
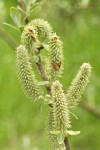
[[64, 137, 71, 150], [0, 26, 18, 49], [35, 54, 51, 95], [36, 57, 47, 81]]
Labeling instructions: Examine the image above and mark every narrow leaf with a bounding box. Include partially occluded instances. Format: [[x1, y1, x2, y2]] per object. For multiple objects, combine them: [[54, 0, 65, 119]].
[[69, 111, 78, 120], [38, 81, 49, 86], [33, 55, 39, 63], [3, 22, 19, 31], [50, 130, 61, 135], [30, 2, 43, 13], [16, 6, 26, 14], [57, 134, 64, 145], [67, 130, 80, 135], [23, 0, 32, 6], [10, 7, 21, 28]]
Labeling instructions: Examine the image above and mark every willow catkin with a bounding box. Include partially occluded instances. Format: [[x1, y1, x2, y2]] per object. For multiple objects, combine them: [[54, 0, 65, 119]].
[[66, 63, 92, 108], [51, 80, 70, 132], [30, 19, 53, 41], [16, 45, 41, 100], [49, 34, 64, 78], [48, 109, 65, 150]]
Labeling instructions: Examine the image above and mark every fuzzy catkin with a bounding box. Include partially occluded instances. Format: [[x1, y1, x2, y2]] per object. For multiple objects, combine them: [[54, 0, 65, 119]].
[[30, 19, 53, 41], [49, 34, 64, 78], [66, 63, 91, 108], [51, 80, 70, 132], [21, 19, 53, 53], [16, 45, 41, 100], [48, 109, 65, 150]]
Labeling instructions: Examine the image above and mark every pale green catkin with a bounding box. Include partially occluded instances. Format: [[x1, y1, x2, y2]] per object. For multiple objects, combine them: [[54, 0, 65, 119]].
[[16, 45, 41, 100], [48, 109, 65, 150], [49, 33, 64, 78], [30, 19, 53, 41], [66, 63, 91, 108], [21, 19, 53, 53], [51, 80, 70, 132]]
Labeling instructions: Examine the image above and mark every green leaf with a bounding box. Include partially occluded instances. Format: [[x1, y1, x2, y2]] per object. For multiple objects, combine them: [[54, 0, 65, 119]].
[[67, 130, 80, 135], [30, 2, 43, 13], [23, 0, 33, 6], [42, 43, 49, 51], [45, 94, 50, 98], [10, 7, 21, 28], [38, 95, 45, 100], [57, 134, 64, 145], [69, 111, 78, 120], [16, 6, 26, 14], [44, 94, 51, 104], [22, 0, 42, 14], [38, 81, 49, 86], [33, 55, 39, 63], [50, 130, 61, 135], [2, 22, 19, 31]]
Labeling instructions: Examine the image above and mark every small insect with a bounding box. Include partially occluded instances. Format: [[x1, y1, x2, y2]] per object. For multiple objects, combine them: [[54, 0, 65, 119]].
[[53, 62, 61, 71]]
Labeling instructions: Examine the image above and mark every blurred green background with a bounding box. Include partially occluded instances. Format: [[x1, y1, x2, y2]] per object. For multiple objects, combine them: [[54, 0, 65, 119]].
[[0, 0, 100, 150]]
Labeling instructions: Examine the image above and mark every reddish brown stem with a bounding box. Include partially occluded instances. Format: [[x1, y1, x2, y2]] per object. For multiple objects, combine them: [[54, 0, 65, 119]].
[[64, 137, 71, 150]]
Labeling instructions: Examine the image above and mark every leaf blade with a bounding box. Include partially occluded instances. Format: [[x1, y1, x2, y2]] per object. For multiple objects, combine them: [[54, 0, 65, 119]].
[[10, 7, 21, 28]]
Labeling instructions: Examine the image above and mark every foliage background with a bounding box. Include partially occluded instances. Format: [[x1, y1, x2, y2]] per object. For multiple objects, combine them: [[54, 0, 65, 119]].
[[0, 0, 100, 150]]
